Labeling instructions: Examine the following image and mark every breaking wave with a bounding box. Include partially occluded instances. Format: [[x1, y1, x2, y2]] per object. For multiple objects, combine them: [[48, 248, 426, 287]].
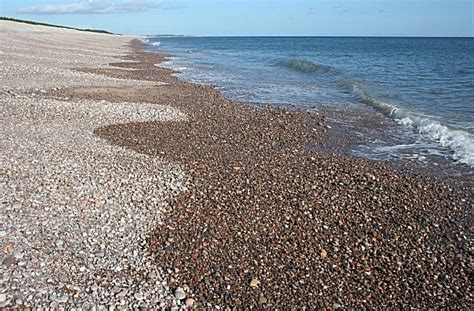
[[339, 79, 474, 166], [141, 38, 160, 47]]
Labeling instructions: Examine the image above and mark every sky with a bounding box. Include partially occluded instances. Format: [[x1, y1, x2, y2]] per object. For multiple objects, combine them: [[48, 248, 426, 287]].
[[1, 0, 473, 36]]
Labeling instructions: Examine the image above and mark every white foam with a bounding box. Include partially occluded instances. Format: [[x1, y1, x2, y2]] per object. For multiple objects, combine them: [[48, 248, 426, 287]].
[[349, 82, 474, 167], [140, 39, 160, 47], [413, 118, 474, 165]]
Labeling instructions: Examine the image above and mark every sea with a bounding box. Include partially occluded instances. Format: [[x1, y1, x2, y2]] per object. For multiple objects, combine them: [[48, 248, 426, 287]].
[[142, 36, 474, 170]]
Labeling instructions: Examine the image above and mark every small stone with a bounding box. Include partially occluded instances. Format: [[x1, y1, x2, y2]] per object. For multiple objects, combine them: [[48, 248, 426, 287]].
[[58, 294, 68, 303], [365, 173, 376, 180], [147, 271, 157, 279], [134, 292, 143, 300], [2, 256, 16, 266], [115, 289, 128, 298], [12, 250, 24, 259], [320, 249, 328, 259], [0, 231, 6, 238], [0, 294, 6, 303], [94, 251, 105, 257], [185, 298, 194, 307], [3, 243, 14, 253], [258, 296, 267, 304], [79, 266, 87, 272], [59, 275, 68, 283], [250, 278, 260, 288], [174, 287, 186, 300], [333, 303, 342, 309]]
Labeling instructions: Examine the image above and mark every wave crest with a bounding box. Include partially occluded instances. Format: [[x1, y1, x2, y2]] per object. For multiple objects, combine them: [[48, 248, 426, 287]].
[[140, 38, 160, 47], [339, 79, 474, 166], [281, 59, 336, 74]]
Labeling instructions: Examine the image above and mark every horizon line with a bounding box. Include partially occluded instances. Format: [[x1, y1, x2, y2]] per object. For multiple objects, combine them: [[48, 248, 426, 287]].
[[143, 34, 474, 38]]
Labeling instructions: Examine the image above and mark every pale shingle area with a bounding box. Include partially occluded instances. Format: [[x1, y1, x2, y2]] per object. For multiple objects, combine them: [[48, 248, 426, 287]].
[[0, 21, 188, 308], [0, 20, 154, 92]]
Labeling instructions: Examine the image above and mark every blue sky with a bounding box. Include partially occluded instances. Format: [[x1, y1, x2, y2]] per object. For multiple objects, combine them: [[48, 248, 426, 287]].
[[1, 0, 473, 36]]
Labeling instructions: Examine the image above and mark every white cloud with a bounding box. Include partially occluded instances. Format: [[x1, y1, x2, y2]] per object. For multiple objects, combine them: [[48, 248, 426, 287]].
[[16, 0, 180, 15]]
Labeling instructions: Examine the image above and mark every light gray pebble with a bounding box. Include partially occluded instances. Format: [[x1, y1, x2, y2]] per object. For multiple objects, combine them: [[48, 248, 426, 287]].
[[115, 289, 128, 298], [174, 288, 186, 300]]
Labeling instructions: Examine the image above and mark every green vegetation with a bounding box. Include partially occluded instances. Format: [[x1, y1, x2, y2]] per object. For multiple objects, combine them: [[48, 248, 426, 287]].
[[0, 17, 115, 35]]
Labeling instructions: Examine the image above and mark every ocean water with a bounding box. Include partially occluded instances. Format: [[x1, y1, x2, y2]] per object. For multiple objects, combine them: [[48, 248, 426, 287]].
[[143, 37, 474, 168]]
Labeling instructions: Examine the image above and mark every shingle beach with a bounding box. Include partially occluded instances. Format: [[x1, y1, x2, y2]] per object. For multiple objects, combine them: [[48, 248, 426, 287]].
[[1, 21, 472, 309]]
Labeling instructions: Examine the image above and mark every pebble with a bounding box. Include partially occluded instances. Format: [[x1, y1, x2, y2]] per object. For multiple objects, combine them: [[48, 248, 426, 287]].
[[320, 249, 328, 259], [115, 289, 128, 298], [2, 256, 16, 266], [58, 294, 69, 303], [185, 298, 194, 307], [174, 288, 186, 300], [134, 292, 144, 300], [250, 278, 260, 288], [94, 250, 105, 257]]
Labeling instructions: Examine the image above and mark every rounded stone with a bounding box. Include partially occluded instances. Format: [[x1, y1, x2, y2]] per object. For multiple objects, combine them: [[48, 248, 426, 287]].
[[174, 287, 186, 300], [185, 298, 195, 307]]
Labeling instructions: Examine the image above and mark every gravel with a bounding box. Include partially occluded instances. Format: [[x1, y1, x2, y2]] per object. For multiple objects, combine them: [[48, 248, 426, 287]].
[[0, 93, 190, 308], [1, 22, 189, 309], [0, 20, 156, 93], [90, 41, 472, 309]]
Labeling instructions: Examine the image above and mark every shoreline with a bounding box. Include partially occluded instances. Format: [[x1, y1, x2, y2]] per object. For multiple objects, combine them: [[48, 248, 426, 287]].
[[151, 38, 474, 175], [64, 40, 471, 307], [1, 21, 472, 308]]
